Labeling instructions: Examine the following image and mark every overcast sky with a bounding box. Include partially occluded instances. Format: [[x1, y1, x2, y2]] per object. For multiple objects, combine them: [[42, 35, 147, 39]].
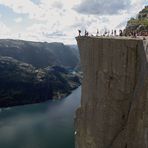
[[0, 0, 147, 44]]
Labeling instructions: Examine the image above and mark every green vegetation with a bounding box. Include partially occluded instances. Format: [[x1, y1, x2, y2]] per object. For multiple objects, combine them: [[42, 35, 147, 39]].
[[140, 6, 148, 13], [128, 18, 148, 26], [125, 6, 148, 32]]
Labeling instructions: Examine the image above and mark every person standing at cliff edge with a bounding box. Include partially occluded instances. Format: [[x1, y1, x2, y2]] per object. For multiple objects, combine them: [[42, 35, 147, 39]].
[[85, 30, 89, 36], [96, 29, 99, 36], [78, 30, 81, 36]]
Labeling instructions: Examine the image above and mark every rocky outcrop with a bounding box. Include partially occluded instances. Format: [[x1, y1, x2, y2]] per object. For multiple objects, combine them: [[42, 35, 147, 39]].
[[0, 56, 81, 107], [124, 6, 148, 34], [75, 36, 148, 148]]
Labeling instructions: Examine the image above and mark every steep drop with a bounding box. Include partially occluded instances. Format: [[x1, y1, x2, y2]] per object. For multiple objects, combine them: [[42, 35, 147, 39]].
[[75, 36, 148, 148]]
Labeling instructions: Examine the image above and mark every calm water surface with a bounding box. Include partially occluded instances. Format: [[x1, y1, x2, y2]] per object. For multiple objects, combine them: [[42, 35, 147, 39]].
[[0, 87, 81, 148]]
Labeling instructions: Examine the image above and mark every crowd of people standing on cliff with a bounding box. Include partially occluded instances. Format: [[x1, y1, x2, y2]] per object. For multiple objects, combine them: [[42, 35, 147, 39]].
[[78, 29, 148, 38]]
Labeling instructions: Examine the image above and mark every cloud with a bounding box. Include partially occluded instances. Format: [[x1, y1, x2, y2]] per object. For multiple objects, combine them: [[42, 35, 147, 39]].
[[17, 23, 68, 42], [129, 0, 147, 15], [52, 1, 63, 9], [0, 0, 81, 43], [45, 31, 66, 37], [0, 0, 146, 44], [15, 17, 23, 23], [0, 22, 10, 38], [73, 0, 131, 15], [115, 20, 127, 29], [0, 0, 40, 19]]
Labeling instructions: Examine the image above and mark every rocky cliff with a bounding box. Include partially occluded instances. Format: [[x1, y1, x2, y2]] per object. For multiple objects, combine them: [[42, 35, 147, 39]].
[[125, 6, 148, 34], [75, 36, 148, 148]]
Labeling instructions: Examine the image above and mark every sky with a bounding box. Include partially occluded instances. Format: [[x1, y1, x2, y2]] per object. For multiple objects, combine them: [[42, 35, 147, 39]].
[[0, 0, 147, 44]]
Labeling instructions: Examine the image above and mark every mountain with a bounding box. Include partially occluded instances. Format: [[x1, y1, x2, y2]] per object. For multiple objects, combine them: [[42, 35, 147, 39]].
[[124, 6, 148, 34], [0, 56, 81, 107], [0, 39, 79, 68], [0, 39, 81, 107]]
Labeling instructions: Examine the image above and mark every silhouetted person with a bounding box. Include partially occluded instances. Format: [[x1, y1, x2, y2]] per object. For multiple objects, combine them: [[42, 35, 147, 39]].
[[78, 30, 81, 36], [103, 30, 107, 36], [119, 30, 123, 36], [96, 29, 99, 36], [133, 31, 136, 38], [85, 30, 88, 36], [111, 30, 114, 36], [107, 30, 110, 36], [114, 30, 116, 36]]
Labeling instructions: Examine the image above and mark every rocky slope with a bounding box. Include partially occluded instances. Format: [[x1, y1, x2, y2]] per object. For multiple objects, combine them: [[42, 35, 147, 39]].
[[0, 56, 81, 107], [75, 36, 148, 148], [0, 39, 79, 68], [124, 6, 148, 34]]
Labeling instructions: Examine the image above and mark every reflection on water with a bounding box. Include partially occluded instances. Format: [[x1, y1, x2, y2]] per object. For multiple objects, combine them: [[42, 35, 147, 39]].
[[0, 87, 81, 148]]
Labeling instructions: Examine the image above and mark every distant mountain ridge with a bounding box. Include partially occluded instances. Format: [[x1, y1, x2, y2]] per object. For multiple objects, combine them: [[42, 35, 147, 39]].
[[0, 39, 79, 68]]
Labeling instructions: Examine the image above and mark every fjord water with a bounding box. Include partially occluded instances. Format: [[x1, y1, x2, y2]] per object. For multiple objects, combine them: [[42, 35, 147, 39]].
[[0, 87, 81, 148]]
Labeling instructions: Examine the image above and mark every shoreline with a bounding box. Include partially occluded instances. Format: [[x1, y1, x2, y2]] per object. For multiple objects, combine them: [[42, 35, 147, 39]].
[[0, 85, 81, 109]]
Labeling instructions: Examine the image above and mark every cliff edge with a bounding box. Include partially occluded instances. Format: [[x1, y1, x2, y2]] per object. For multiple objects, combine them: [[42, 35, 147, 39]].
[[75, 36, 148, 148]]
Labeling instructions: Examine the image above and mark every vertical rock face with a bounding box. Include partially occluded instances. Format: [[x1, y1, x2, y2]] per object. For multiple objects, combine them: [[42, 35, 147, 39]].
[[75, 37, 148, 148]]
